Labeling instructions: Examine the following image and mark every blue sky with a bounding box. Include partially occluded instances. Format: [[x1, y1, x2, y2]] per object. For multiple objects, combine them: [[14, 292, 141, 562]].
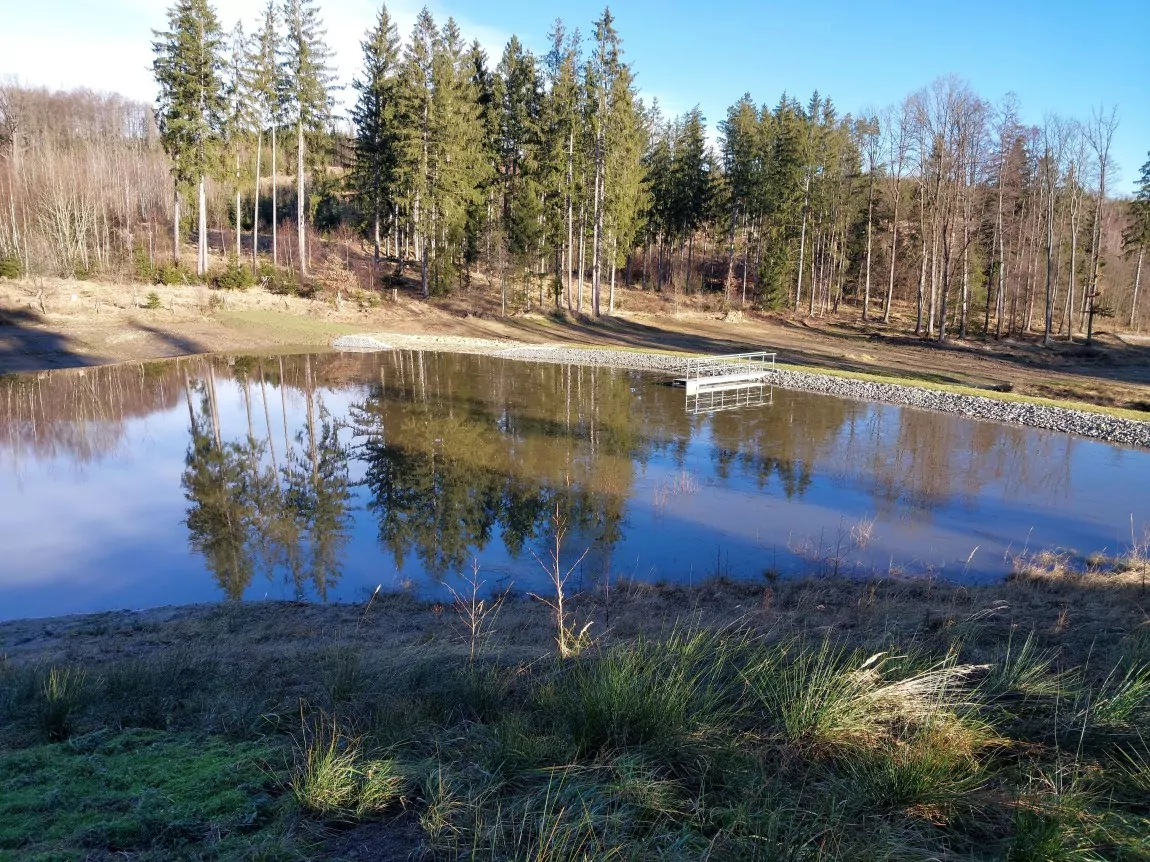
[[2, 0, 1146, 192]]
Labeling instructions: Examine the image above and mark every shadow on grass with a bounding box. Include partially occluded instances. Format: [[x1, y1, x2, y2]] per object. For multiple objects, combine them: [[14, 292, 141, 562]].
[[0, 307, 105, 374]]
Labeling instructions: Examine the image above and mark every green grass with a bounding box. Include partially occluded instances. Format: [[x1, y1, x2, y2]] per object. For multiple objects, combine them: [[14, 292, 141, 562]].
[[0, 729, 289, 861], [214, 309, 362, 345], [2, 600, 1148, 860]]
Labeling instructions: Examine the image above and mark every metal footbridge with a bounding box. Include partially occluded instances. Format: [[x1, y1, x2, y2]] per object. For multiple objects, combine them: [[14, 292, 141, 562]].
[[672, 351, 777, 414]]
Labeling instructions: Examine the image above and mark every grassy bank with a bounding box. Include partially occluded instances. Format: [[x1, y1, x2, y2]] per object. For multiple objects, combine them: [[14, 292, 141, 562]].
[[2, 561, 1149, 860]]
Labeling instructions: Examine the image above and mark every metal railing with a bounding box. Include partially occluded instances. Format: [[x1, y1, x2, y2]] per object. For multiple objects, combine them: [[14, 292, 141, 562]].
[[682, 351, 777, 387], [686, 384, 773, 415]]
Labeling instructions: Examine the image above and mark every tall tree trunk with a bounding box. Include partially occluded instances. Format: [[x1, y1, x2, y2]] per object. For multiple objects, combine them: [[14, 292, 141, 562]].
[[883, 175, 902, 323], [809, 226, 821, 317], [927, 204, 940, 338], [1131, 244, 1144, 331], [862, 180, 874, 320], [591, 134, 603, 317], [414, 190, 426, 299], [197, 174, 207, 276], [565, 129, 574, 310], [608, 234, 617, 314], [1043, 171, 1056, 345], [1086, 179, 1105, 346], [271, 124, 278, 266], [173, 188, 181, 266], [915, 189, 926, 334], [577, 200, 586, 312], [296, 120, 306, 277], [685, 233, 694, 294], [725, 203, 737, 299], [1065, 194, 1079, 340], [938, 212, 951, 344], [252, 129, 262, 273], [235, 143, 242, 260], [795, 174, 810, 311], [984, 227, 996, 340]]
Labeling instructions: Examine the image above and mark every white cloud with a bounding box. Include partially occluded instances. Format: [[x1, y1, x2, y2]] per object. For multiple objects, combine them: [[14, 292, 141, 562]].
[[1, 0, 513, 117]]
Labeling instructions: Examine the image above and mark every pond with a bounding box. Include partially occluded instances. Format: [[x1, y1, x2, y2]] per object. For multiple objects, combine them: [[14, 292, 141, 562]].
[[0, 351, 1146, 621]]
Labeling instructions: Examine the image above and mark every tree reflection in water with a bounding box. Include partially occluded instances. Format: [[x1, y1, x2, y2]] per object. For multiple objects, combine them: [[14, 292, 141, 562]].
[[0, 349, 1125, 613]]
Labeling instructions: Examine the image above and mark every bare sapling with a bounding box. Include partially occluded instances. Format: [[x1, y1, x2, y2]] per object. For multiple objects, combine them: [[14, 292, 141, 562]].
[[447, 560, 508, 664], [530, 504, 593, 658]]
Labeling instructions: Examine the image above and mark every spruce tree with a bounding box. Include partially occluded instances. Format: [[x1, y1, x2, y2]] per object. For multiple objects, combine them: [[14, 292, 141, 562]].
[[351, 3, 402, 274], [603, 64, 647, 311], [153, 0, 226, 275], [1125, 152, 1150, 329], [496, 36, 543, 300], [542, 21, 581, 308], [249, 0, 282, 269], [719, 94, 760, 294], [397, 9, 437, 297], [427, 20, 491, 294], [669, 107, 709, 291], [281, 0, 335, 277], [586, 9, 624, 315], [224, 21, 254, 259]]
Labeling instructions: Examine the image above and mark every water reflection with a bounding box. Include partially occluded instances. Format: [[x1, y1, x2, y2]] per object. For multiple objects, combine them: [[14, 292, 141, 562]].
[[0, 351, 1143, 619]]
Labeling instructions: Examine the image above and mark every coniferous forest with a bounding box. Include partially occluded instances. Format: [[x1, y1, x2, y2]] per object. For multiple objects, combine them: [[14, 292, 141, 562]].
[[1, 0, 1148, 342]]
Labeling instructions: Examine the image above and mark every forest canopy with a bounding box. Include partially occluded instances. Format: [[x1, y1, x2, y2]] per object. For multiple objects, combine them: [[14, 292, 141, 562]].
[[0, 1, 1147, 340]]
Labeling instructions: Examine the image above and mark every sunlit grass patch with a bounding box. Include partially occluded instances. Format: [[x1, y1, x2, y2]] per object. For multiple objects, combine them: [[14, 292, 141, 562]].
[[288, 712, 407, 822], [743, 640, 985, 758]]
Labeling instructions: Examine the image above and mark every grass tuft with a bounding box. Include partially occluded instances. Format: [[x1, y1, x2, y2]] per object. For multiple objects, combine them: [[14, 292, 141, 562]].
[[289, 712, 406, 822], [744, 640, 983, 757], [549, 628, 738, 762], [37, 665, 88, 741]]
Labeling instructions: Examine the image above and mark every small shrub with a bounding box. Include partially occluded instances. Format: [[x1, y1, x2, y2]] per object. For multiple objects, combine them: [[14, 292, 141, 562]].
[[259, 262, 298, 295], [0, 255, 22, 279], [156, 263, 189, 285], [144, 291, 163, 310], [213, 255, 254, 290], [132, 246, 156, 282]]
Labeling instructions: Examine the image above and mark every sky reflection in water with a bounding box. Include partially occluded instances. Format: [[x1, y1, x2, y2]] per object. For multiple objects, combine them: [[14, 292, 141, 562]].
[[0, 351, 1145, 620]]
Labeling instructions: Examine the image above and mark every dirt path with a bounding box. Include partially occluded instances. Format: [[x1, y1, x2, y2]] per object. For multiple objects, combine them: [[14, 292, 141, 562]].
[[2, 276, 1148, 413]]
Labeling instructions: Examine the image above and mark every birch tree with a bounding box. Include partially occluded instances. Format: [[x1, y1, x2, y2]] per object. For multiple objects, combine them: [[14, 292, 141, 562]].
[[1084, 105, 1118, 344], [881, 99, 909, 323]]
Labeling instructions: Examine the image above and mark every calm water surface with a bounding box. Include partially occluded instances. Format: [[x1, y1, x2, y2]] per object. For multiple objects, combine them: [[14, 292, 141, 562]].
[[1, 351, 1146, 620]]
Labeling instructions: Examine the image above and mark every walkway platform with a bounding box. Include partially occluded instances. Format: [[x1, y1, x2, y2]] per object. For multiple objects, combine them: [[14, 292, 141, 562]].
[[671, 351, 777, 395]]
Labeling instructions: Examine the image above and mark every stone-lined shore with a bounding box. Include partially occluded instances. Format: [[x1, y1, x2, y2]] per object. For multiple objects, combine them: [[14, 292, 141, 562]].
[[493, 345, 1150, 449]]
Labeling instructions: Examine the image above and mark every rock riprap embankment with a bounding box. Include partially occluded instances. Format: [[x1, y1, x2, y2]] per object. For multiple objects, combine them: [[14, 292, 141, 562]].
[[493, 345, 1150, 449], [332, 335, 392, 351]]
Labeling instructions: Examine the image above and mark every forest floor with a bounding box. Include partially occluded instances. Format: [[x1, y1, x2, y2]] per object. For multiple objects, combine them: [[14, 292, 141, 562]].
[[2, 274, 1150, 419], [2, 557, 1149, 860]]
